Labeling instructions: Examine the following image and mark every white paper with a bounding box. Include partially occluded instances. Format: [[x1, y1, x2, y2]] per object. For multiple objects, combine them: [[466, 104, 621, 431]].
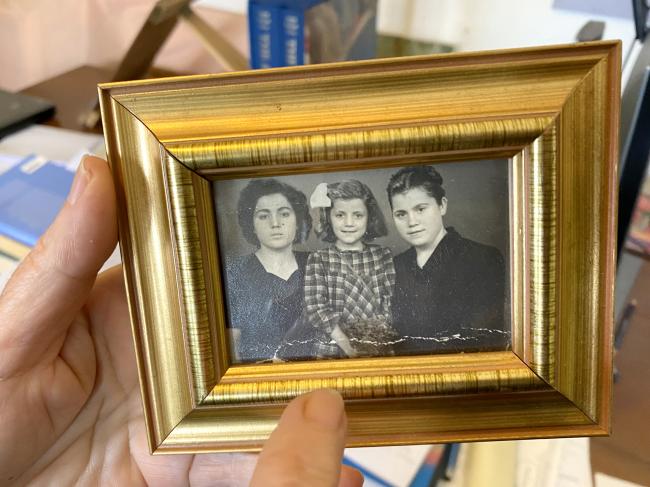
[[516, 438, 593, 487], [344, 444, 432, 487], [0, 153, 24, 176], [594, 472, 646, 487], [0, 125, 103, 166], [101, 246, 122, 272], [0, 253, 19, 292]]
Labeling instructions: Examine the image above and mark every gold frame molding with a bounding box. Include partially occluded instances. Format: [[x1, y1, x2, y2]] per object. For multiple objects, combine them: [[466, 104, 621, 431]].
[[99, 41, 620, 453]]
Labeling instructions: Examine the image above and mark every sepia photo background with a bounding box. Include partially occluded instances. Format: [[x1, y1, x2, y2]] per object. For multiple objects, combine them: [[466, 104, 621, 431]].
[[213, 158, 510, 262], [213, 158, 512, 354]]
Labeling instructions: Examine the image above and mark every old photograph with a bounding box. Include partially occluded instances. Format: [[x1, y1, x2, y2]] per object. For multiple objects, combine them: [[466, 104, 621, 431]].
[[213, 160, 511, 364]]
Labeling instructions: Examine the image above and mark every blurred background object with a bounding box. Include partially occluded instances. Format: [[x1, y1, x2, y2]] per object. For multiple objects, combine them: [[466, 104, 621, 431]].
[[621, 69, 650, 259], [626, 175, 650, 256], [248, 0, 378, 69], [0, 0, 248, 92]]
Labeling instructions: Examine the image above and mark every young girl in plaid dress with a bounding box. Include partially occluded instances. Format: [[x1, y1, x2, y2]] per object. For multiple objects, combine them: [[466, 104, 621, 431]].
[[305, 180, 398, 358]]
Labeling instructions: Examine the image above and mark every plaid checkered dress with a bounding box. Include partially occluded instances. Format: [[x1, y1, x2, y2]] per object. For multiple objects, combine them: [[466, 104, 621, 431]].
[[304, 244, 396, 357]]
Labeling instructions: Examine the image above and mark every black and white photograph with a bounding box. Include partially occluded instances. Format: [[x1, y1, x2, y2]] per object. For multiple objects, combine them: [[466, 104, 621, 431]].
[[214, 160, 511, 364]]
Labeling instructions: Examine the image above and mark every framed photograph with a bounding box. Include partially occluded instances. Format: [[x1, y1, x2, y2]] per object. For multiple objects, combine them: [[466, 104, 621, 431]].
[[214, 159, 511, 363], [99, 40, 620, 453]]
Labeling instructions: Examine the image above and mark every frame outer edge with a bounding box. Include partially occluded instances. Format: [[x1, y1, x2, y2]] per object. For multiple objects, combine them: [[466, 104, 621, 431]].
[[99, 91, 194, 450], [96, 42, 620, 451], [553, 43, 619, 425], [598, 41, 621, 433]]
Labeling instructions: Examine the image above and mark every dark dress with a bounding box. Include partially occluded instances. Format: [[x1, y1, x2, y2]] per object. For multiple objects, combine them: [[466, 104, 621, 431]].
[[392, 228, 508, 354], [224, 251, 309, 362]]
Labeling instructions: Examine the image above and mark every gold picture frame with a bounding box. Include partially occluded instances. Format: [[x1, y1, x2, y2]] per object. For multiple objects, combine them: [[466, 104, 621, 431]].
[[99, 40, 620, 453]]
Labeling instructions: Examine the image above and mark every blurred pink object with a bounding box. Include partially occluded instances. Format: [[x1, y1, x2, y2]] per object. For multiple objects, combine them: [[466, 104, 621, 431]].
[[0, 0, 247, 91]]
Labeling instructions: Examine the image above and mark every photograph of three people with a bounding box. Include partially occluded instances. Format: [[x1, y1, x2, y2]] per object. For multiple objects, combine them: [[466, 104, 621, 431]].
[[214, 159, 512, 364]]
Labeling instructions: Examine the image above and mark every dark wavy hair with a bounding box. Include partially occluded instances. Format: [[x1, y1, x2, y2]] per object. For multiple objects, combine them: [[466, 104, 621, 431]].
[[237, 178, 312, 247], [386, 165, 446, 207], [316, 179, 388, 243]]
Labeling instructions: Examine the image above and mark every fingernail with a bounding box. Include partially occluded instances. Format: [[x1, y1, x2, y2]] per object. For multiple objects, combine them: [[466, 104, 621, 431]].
[[68, 155, 91, 205], [304, 389, 345, 428]]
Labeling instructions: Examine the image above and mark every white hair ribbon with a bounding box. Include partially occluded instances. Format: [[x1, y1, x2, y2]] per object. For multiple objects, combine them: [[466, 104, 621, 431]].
[[310, 182, 332, 209]]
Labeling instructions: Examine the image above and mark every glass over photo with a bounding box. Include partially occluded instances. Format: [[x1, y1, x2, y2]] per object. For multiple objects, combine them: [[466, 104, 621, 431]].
[[213, 160, 511, 364]]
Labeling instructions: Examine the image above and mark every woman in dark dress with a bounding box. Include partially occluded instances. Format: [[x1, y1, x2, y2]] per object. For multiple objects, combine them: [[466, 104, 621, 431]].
[[386, 165, 507, 354], [224, 179, 312, 363]]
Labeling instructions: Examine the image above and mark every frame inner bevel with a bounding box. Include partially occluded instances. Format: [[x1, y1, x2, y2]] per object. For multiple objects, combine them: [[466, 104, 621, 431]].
[[162, 124, 557, 407]]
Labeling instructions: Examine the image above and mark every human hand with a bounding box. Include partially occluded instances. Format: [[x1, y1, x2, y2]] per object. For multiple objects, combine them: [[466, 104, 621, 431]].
[[0, 155, 362, 486]]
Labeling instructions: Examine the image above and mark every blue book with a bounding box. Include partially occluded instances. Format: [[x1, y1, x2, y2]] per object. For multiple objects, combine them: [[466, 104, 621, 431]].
[[249, 1, 284, 68], [278, 0, 322, 66], [250, 0, 376, 69], [281, 7, 305, 66], [0, 154, 74, 258]]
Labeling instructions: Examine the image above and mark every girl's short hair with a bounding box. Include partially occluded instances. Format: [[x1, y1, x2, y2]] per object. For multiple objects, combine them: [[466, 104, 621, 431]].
[[316, 179, 388, 243], [237, 178, 312, 246], [386, 165, 446, 207]]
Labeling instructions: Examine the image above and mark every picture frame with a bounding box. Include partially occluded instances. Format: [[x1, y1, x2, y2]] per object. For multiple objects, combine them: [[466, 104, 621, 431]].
[[99, 40, 620, 453]]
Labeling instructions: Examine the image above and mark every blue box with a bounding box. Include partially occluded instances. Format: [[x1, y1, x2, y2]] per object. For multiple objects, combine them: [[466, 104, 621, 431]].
[[249, 0, 377, 69]]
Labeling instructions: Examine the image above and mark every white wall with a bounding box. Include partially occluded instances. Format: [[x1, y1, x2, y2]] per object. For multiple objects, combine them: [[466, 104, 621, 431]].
[[197, 0, 637, 56], [459, 0, 635, 53], [377, 0, 468, 46], [377, 0, 635, 56], [1, 0, 637, 91], [195, 0, 247, 14], [0, 0, 247, 91]]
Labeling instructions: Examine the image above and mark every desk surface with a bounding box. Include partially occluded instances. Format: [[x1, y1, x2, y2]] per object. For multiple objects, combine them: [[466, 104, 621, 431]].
[[20, 66, 111, 133], [20, 65, 180, 133]]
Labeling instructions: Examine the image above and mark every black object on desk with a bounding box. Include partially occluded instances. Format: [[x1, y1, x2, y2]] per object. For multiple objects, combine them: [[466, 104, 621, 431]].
[[0, 90, 55, 139], [618, 68, 650, 259]]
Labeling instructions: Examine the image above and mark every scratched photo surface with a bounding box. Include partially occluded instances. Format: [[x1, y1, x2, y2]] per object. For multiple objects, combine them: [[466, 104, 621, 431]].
[[213, 160, 511, 364]]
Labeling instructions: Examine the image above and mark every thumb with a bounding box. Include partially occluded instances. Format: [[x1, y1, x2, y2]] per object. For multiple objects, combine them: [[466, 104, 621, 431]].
[[0, 155, 117, 377], [251, 389, 364, 487]]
